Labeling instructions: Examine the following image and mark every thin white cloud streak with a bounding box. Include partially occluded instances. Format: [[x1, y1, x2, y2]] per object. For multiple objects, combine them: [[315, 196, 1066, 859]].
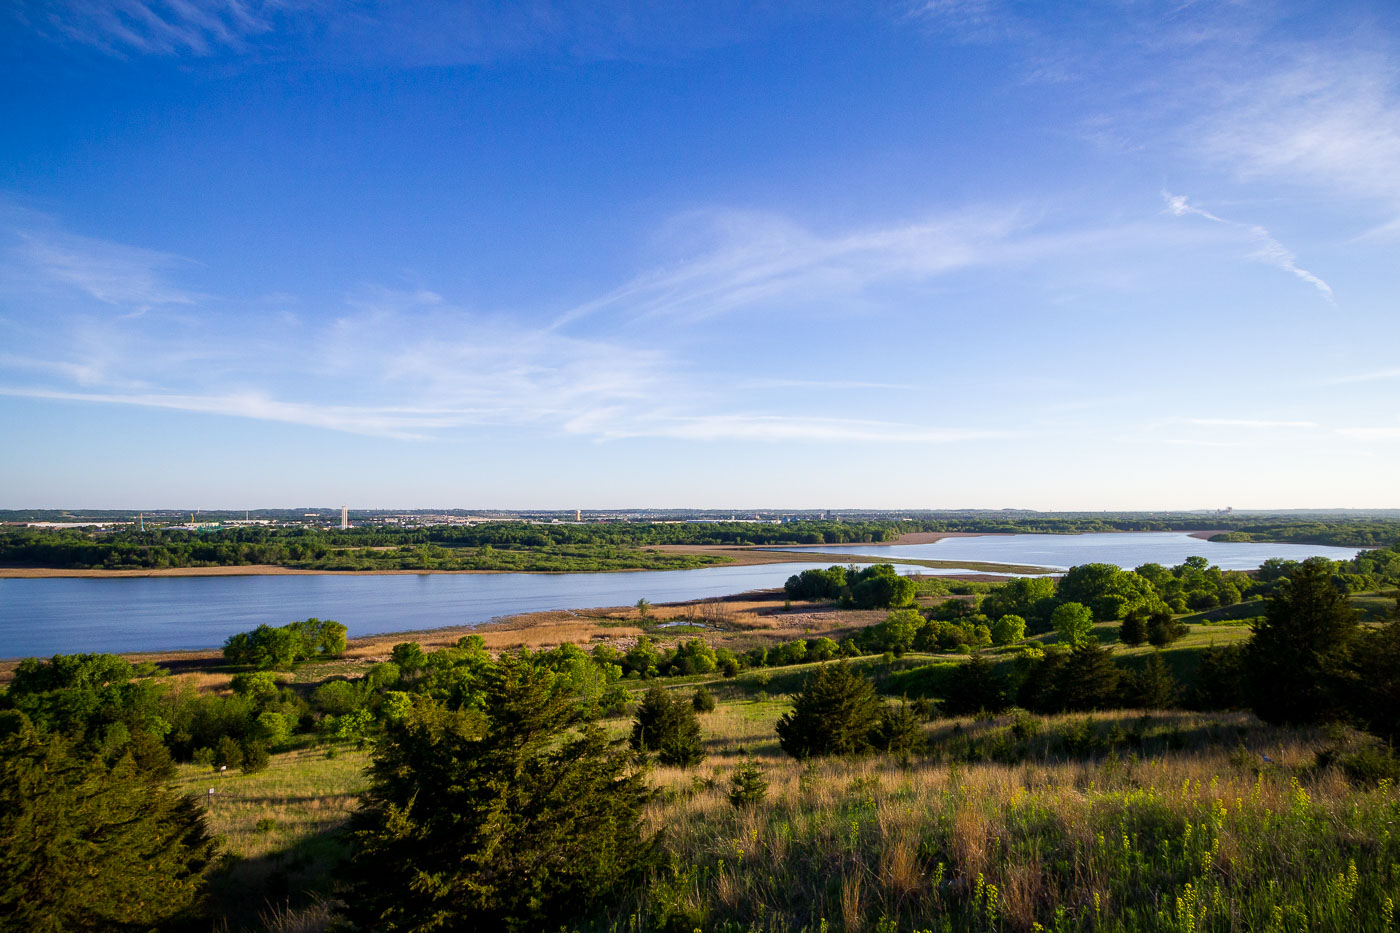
[[1162, 192, 1333, 300], [15, 0, 278, 56], [0, 386, 473, 440], [552, 208, 1026, 327], [1184, 418, 1318, 429], [741, 378, 914, 391], [0, 385, 1013, 445], [0, 265, 1015, 444], [549, 205, 1253, 329], [1154, 438, 1247, 449], [1194, 54, 1400, 214], [570, 412, 1015, 444], [10, 229, 198, 308]]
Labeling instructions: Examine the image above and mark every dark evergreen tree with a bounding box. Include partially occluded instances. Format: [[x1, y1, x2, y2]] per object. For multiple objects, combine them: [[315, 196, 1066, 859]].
[[942, 654, 1008, 715], [1125, 651, 1178, 709], [1018, 643, 1120, 713], [630, 686, 705, 767], [871, 699, 927, 753], [1119, 609, 1148, 647], [776, 662, 882, 759], [1146, 610, 1188, 647], [1349, 598, 1400, 743], [0, 713, 217, 933], [1246, 557, 1359, 725], [1055, 641, 1122, 711], [1188, 644, 1249, 710], [346, 656, 654, 932], [727, 758, 769, 809]]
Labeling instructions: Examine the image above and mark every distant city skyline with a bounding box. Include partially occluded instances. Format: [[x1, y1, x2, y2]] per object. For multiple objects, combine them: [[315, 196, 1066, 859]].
[[2, 1, 1398, 509]]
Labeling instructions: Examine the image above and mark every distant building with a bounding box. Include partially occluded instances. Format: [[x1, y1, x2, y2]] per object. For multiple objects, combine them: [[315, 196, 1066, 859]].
[[341, 505, 349, 530]]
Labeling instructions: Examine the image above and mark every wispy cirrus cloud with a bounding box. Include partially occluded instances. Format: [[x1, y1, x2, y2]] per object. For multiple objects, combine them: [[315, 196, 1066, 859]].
[[0, 386, 473, 440], [1162, 192, 1333, 301], [1183, 417, 1319, 430], [0, 381, 1025, 445], [1192, 54, 1400, 231], [6, 226, 199, 309], [11, 0, 810, 66], [569, 411, 1013, 444], [12, 0, 280, 56], [553, 207, 1029, 327], [0, 224, 1019, 445]]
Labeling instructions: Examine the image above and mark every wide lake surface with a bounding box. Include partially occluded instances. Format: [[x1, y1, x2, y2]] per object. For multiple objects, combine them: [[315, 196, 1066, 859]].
[[0, 533, 1363, 657], [0, 561, 925, 658], [784, 531, 1362, 571]]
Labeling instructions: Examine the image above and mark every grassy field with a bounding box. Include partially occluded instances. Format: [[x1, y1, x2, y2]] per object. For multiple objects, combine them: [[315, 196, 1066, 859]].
[[174, 745, 370, 929], [87, 587, 1397, 929], [191, 637, 1399, 932], [623, 708, 1397, 933]]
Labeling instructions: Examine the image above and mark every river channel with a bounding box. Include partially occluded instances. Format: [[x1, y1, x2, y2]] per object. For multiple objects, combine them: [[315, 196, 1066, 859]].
[[0, 532, 1363, 657]]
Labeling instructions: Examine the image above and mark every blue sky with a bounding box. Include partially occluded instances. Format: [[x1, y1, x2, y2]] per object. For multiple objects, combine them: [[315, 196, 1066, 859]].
[[1, 1, 1398, 509]]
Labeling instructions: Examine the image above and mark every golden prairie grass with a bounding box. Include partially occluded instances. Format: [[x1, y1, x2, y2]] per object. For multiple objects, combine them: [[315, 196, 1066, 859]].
[[189, 691, 1399, 933], [620, 708, 1399, 933], [174, 746, 370, 863]]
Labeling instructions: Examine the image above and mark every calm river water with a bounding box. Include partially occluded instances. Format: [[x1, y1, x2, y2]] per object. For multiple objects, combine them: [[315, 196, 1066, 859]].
[[0, 561, 925, 658], [0, 533, 1363, 658], [783, 531, 1362, 571]]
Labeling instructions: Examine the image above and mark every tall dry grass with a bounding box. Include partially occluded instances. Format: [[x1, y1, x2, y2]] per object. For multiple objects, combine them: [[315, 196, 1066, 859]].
[[604, 709, 1400, 933]]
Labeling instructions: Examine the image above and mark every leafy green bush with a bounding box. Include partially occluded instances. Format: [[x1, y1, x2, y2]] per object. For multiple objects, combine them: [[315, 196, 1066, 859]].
[[222, 618, 347, 669], [691, 686, 716, 713]]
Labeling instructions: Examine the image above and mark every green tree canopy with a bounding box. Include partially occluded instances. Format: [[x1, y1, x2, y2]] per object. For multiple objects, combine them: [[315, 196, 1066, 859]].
[[846, 565, 916, 610], [0, 715, 216, 932], [223, 618, 347, 669], [1051, 602, 1095, 647], [346, 656, 654, 932], [990, 613, 1026, 646], [1247, 557, 1360, 725]]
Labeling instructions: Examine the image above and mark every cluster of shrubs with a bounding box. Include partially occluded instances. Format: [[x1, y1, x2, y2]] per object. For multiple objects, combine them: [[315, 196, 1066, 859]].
[[222, 617, 348, 669], [783, 563, 917, 609], [933, 644, 1181, 716]]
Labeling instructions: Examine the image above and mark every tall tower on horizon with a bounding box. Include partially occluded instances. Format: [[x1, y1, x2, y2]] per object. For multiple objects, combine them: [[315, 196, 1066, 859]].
[[341, 505, 348, 530]]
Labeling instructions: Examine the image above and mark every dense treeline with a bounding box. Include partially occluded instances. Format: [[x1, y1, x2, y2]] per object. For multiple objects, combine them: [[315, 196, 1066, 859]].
[[4, 515, 1398, 571], [0, 526, 728, 572]]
